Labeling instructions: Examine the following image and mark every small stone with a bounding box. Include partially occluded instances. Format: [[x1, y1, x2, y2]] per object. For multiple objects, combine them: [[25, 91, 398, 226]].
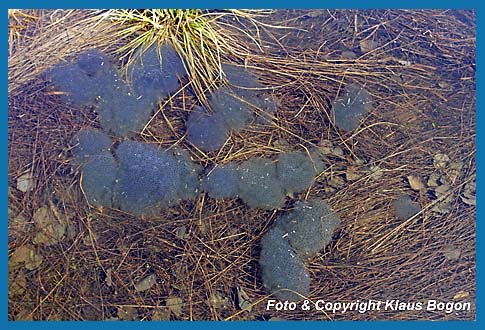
[[393, 195, 421, 220]]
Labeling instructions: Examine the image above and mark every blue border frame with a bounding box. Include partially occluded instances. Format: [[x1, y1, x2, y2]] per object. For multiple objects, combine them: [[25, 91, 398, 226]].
[[3, 1, 480, 329]]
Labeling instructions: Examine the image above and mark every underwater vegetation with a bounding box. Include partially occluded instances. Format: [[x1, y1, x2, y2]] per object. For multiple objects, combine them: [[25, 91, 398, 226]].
[[47, 44, 186, 137], [71, 129, 201, 216], [331, 84, 373, 131], [185, 64, 276, 152], [259, 199, 340, 301], [202, 151, 326, 210]]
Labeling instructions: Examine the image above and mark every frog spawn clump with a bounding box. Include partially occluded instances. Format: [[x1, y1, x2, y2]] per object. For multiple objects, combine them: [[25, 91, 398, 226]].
[[331, 84, 373, 131], [71, 129, 201, 216], [202, 151, 326, 210], [57, 49, 341, 303], [259, 199, 340, 301], [185, 64, 276, 152], [47, 44, 186, 137]]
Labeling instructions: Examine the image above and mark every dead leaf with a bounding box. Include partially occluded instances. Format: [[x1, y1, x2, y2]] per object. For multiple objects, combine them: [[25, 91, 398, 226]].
[[210, 291, 229, 309], [9, 212, 31, 238], [117, 306, 138, 320], [445, 161, 463, 184], [443, 246, 461, 261], [166, 296, 183, 317], [407, 174, 426, 191], [359, 39, 378, 53], [82, 231, 98, 247], [461, 193, 476, 206], [431, 196, 452, 214], [331, 146, 344, 157], [346, 166, 361, 181], [328, 175, 345, 188], [341, 51, 357, 59], [152, 309, 171, 321], [434, 184, 451, 198], [10, 244, 43, 270], [33, 206, 66, 245], [236, 286, 252, 312], [453, 291, 470, 300], [427, 173, 441, 187], [460, 175, 477, 206], [461, 179, 476, 206], [16, 170, 34, 193], [369, 165, 384, 180], [175, 226, 187, 240], [134, 274, 156, 292], [433, 153, 450, 170], [15, 308, 34, 320], [318, 140, 343, 157], [9, 268, 26, 296]]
